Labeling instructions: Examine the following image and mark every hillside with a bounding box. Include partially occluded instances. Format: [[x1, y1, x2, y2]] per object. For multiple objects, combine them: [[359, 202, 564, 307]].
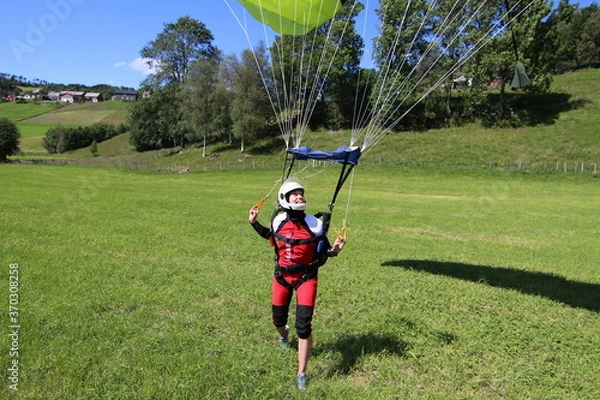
[[0, 100, 130, 153], [21, 101, 130, 126], [5, 69, 600, 172]]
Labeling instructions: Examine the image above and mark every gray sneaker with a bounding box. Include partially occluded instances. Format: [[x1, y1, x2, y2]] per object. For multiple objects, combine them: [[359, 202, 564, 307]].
[[296, 373, 308, 390], [278, 326, 289, 350]]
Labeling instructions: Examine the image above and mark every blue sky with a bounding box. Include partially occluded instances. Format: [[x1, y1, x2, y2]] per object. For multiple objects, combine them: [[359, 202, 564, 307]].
[[1, 1, 594, 89]]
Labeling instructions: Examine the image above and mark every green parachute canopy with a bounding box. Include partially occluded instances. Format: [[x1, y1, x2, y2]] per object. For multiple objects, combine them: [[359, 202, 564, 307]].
[[237, 0, 346, 35]]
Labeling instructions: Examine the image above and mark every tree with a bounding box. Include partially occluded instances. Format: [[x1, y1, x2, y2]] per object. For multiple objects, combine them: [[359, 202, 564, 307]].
[[140, 16, 217, 86], [181, 54, 223, 156], [131, 16, 218, 151], [577, 10, 600, 67], [90, 140, 98, 156], [228, 46, 274, 152], [211, 62, 235, 144], [544, 2, 599, 72], [463, 0, 552, 117], [129, 85, 180, 151], [547, 0, 579, 71], [316, 1, 365, 129], [372, 0, 441, 128], [0, 118, 21, 161]]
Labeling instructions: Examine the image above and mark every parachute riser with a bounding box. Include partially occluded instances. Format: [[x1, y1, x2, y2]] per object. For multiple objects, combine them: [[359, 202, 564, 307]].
[[328, 151, 356, 211], [282, 152, 296, 183], [282, 150, 355, 212]]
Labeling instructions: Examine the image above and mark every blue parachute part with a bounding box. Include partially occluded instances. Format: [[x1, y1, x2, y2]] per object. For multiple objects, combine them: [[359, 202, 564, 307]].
[[287, 146, 361, 165]]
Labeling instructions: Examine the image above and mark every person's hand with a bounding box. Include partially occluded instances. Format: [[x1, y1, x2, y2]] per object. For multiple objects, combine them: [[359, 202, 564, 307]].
[[331, 237, 346, 254], [249, 206, 259, 223]]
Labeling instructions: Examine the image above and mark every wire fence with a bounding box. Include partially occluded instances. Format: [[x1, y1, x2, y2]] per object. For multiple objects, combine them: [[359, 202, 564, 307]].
[[15, 156, 600, 176]]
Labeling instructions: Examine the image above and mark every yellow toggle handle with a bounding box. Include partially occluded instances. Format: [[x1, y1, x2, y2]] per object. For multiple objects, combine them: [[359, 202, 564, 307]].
[[337, 219, 347, 241], [253, 195, 269, 210]]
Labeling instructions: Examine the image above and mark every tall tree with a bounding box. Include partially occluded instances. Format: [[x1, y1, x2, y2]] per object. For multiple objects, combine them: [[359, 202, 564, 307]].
[[181, 53, 222, 156], [140, 16, 217, 86], [372, 0, 444, 128], [129, 85, 180, 151], [211, 62, 235, 144], [228, 46, 274, 152], [577, 9, 600, 67], [131, 16, 218, 151], [547, 0, 579, 71], [463, 0, 552, 116]]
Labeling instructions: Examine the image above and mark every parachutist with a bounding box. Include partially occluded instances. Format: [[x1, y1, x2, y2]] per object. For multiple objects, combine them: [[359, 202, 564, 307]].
[[249, 179, 345, 389]]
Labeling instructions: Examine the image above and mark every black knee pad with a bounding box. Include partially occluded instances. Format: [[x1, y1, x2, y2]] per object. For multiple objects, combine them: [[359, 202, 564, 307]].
[[272, 305, 289, 327], [295, 305, 314, 339]]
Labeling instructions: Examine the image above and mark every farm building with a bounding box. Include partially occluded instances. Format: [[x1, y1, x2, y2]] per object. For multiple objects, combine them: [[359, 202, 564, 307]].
[[111, 90, 137, 102], [59, 91, 84, 102], [84, 92, 103, 102]]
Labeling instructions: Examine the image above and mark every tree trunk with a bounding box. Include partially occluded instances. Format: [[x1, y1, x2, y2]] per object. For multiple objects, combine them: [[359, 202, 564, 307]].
[[498, 82, 506, 118]]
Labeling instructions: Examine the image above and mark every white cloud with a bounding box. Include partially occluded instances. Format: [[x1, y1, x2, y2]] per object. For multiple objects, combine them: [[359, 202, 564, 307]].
[[113, 57, 160, 76]]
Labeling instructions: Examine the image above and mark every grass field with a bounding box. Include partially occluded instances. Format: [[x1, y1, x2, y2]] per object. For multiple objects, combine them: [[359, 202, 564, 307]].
[[0, 101, 130, 152], [0, 101, 63, 122], [19, 101, 130, 126], [1, 164, 598, 399]]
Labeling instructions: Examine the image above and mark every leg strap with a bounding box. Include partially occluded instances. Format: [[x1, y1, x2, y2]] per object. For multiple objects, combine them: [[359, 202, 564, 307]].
[[275, 266, 318, 291]]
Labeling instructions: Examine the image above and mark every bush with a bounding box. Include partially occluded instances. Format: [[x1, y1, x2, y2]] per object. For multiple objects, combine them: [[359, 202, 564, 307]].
[[42, 123, 120, 154], [0, 117, 21, 161]]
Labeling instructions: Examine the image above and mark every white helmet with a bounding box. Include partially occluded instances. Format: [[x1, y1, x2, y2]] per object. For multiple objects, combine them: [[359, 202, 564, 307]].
[[278, 179, 306, 211]]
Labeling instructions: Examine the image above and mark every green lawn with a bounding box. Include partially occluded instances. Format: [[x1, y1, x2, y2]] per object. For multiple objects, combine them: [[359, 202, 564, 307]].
[[20, 101, 129, 126], [0, 101, 63, 122], [1, 164, 598, 399], [0, 101, 130, 154]]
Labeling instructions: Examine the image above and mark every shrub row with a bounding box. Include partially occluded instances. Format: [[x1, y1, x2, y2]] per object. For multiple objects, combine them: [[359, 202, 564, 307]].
[[43, 123, 127, 154]]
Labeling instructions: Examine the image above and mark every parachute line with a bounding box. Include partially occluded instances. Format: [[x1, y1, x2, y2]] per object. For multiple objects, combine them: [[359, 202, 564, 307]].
[[352, 0, 540, 155]]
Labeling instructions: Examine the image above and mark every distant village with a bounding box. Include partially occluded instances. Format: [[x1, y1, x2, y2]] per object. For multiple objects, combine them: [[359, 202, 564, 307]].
[[3, 89, 138, 103]]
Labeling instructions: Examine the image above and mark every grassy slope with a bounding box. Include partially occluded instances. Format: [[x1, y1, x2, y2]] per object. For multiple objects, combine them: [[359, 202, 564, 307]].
[[368, 68, 600, 164], [0, 101, 63, 123], [0, 100, 130, 153], [0, 166, 597, 399], [97, 68, 600, 168], [5, 69, 600, 169], [20, 101, 130, 126]]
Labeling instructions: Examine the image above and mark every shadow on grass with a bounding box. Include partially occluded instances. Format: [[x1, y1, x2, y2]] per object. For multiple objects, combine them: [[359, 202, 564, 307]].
[[314, 333, 410, 376], [382, 259, 599, 313]]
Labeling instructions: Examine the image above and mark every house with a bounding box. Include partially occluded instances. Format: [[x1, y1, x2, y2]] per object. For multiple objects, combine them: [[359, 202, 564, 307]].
[[111, 90, 137, 102], [84, 92, 103, 102], [59, 91, 84, 102], [60, 93, 74, 102], [47, 92, 60, 101]]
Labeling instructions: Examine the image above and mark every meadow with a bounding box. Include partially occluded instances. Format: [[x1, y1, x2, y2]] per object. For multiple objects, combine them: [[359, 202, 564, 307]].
[[0, 101, 130, 153], [1, 164, 598, 399]]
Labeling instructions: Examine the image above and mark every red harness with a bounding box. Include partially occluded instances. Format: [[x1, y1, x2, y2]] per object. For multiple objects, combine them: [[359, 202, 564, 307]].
[[271, 213, 328, 290], [274, 218, 320, 270]]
